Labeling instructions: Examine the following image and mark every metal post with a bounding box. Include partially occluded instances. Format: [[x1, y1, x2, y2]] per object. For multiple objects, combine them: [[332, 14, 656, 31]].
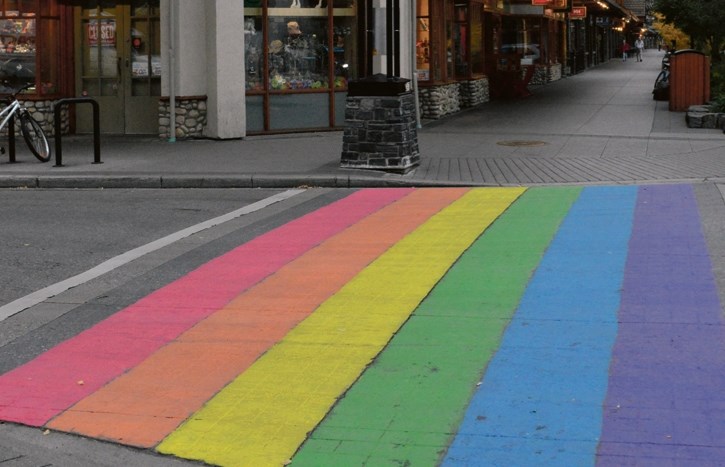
[[168, 0, 177, 143], [411, 0, 421, 129], [8, 113, 15, 163], [386, 0, 393, 76]]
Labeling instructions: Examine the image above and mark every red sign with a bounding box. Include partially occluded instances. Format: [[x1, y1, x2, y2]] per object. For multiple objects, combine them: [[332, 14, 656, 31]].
[[532, 0, 552, 5], [570, 6, 587, 18], [86, 20, 116, 47]]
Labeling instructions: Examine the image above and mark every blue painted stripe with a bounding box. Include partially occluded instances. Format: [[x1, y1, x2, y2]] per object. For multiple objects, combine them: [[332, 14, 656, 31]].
[[442, 186, 637, 467]]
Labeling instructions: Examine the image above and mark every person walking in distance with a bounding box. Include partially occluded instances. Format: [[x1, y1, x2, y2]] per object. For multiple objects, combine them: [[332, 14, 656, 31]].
[[635, 36, 644, 62], [622, 40, 630, 62]]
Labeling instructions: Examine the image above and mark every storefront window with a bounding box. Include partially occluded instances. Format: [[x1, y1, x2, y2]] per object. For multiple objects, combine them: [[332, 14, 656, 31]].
[[130, 1, 161, 97], [332, 9, 356, 88], [244, 0, 358, 133], [81, 4, 119, 97], [501, 17, 541, 66], [470, 2, 483, 74], [0, 0, 63, 96], [267, 16, 328, 90], [0, 0, 37, 93], [244, 11, 263, 92], [449, 0, 468, 78], [416, 0, 430, 81]]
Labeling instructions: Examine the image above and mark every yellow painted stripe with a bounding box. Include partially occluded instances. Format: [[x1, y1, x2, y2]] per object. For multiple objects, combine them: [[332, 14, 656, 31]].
[[157, 187, 525, 466]]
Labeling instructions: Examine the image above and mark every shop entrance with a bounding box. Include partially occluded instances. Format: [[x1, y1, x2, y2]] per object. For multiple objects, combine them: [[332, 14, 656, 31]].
[[74, 1, 160, 134]]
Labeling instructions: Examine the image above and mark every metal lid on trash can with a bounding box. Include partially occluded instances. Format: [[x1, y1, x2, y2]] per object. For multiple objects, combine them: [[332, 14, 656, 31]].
[[672, 49, 705, 56], [347, 74, 411, 96]]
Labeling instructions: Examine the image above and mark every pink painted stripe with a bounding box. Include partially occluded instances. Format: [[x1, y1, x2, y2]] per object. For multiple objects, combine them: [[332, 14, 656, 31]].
[[0, 189, 412, 426]]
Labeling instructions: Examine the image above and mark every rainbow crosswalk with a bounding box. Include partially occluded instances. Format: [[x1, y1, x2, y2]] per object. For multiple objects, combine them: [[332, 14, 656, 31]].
[[0, 186, 724, 466]]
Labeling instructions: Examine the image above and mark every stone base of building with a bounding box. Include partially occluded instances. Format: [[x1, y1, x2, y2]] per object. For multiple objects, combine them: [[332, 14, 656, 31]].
[[4, 97, 208, 139], [459, 78, 490, 107], [0, 100, 68, 138], [530, 63, 563, 85], [419, 77, 490, 120], [159, 97, 208, 139], [341, 93, 420, 172]]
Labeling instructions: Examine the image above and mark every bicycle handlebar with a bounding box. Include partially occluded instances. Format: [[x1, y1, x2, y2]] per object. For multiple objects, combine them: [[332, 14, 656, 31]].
[[0, 81, 35, 99]]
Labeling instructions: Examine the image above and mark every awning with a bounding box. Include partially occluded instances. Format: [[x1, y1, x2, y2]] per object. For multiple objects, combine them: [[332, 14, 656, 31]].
[[602, 0, 640, 22]]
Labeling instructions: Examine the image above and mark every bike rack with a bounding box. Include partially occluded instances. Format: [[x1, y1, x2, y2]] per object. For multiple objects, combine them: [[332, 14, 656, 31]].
[[6, 113, 15, 163], [53, 97, 101, 167]]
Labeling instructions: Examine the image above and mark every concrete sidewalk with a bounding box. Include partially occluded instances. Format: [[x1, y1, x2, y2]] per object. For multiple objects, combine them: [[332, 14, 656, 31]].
[[1, 48, 723, 189]]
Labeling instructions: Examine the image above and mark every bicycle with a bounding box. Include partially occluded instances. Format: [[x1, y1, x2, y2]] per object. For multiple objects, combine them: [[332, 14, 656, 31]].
[[0, 82, 51, 162]]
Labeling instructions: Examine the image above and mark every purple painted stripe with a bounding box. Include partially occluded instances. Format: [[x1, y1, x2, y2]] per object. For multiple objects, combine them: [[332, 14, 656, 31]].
[[597, 185, 725, 467]]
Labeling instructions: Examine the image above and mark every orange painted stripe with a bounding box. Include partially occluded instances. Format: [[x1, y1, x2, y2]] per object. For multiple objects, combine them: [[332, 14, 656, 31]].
[[47, 188, 469, 447]]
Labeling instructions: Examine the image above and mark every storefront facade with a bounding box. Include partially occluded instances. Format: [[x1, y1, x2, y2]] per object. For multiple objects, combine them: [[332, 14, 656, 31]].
[[0, 0, 636, 139]]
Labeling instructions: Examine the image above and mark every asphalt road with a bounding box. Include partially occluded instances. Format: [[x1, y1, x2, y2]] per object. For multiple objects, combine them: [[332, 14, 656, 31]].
[[0, 188, 285, 307]]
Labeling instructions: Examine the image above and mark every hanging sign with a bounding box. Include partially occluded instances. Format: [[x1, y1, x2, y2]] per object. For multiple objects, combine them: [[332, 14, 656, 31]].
[[570, 6, 587, 18], [86, 20, 116, 47], [551, 0, 571, 11]]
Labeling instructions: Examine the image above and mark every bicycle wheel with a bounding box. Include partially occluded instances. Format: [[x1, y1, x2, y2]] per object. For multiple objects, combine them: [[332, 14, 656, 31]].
[[19, 110, 51, 162]]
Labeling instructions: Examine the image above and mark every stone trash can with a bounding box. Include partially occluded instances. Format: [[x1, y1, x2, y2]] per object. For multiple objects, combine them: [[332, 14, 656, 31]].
[[341, 74, 420, 173]]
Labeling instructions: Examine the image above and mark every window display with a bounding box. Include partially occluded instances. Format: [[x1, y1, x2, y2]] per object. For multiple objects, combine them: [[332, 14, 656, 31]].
[[268, 17, 327, 90], [416, 0, 430, 81], [501, 17, 541, 66], [244, 1, 356, 93], [244, 1, 357, 132], [0, 11, 36, 92], [130, 2, 161, 97], [244, 16, 263, 91]]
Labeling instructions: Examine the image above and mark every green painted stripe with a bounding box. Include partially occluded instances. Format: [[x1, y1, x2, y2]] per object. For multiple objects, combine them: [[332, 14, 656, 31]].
[[290, 186, 582, 467]]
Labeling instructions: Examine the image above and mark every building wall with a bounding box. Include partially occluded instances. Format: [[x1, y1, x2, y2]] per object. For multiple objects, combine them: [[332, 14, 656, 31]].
[[160, 0, 246, 139], [205, 0, 246, 138]]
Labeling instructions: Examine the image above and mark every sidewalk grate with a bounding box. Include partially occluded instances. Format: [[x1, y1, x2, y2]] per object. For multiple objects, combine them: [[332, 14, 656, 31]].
[[497, 140, 548, 147]]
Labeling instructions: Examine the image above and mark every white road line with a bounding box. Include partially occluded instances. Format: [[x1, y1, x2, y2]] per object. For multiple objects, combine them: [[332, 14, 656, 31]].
[[0, 189, 305, 322]]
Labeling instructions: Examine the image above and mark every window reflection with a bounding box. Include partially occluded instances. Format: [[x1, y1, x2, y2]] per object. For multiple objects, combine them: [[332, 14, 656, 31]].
[[0, 0, 36, 93]]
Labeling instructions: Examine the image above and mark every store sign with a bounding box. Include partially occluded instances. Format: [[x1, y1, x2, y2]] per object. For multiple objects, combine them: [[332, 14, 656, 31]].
[[87, 20, 116, 47], [570, 6, 587, 18], [531, 0, 552, 5], [550, 0, 571, 10]]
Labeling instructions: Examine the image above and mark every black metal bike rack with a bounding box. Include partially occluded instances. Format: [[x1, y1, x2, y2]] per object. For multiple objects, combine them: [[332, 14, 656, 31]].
[[6, 113, 15, 163], [53, 97, 101, 167]]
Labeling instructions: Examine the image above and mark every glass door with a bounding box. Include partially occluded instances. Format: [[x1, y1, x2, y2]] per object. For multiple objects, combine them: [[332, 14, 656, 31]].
[[75, 1, 159, 134], [76, 1, 124, 133], [125, 1, 160, 133]]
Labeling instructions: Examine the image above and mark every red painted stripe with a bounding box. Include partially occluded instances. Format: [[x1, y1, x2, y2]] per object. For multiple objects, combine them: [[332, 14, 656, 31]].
[[0, 189, 412, 426]]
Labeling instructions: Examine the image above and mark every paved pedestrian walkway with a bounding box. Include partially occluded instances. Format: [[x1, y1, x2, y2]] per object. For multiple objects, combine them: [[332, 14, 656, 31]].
[[1, 185, 724, 466], [0, 48, 723, 188]]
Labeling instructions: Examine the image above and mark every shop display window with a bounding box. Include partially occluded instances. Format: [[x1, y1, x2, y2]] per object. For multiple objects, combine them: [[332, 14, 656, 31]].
[[332, 13, 356, 88], [267, 16, 328, 90], [244, 15, 264, 91], [0, 0, 64, 96], [470, 2, 483, 74], [244, 0, 358, 132], [448, 0, 468, 78], [130, 1, 161, 97], [0, 0, 37, 93], [416, 0, 430, 81], [501, 17, 541, 66], [418, 0, 485, 82]]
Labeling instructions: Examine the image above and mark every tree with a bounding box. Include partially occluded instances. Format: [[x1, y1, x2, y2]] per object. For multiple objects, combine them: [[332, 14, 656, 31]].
[[652, 13, 690, 50], [654, 0, 725, 60]]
